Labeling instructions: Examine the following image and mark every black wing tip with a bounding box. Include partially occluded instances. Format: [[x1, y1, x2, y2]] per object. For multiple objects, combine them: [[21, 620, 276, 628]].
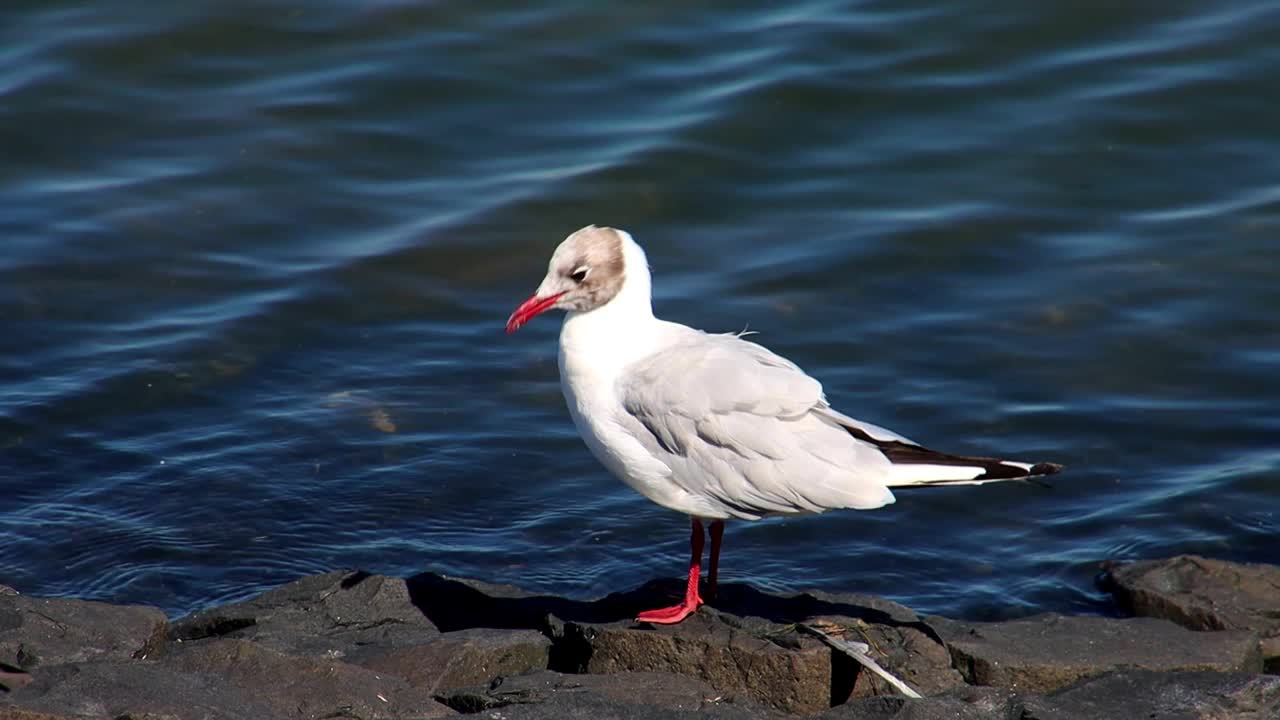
[[972, 459, 1065, 482], [1029, 461, 1064, 476], [999, 461, 1064, 489], [841, 422, 1067, 482]]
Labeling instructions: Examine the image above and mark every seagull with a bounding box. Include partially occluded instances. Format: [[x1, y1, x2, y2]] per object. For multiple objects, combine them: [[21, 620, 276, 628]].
[[506, 226, 1062, 624]]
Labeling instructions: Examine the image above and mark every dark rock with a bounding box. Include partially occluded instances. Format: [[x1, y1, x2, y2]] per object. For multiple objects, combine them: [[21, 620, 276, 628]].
[[1, 664, 33, 693], [0, 594, 166, 669], [561, 601, 959, 714], [168, 566, 540, 696], [2, 660, 276, 720], [167, 569, 440, 659], [1047, 670, 1280, 720], [168, 571, 541, 696], [0, 708, 69, 720], [10, 562, 1280, 719], [566, 609, 832, 715], [817, 685, 1031, 719], [791, 601, 962, 699], [1105, 555, 1280, 671], [451, 670, 784, 719], [471, 692, 781, 720], [437, 668, 764, 714], [405, 571, 638, 631], [452, 679, 1033, 720], [406, 573, 959, 713], [405, 572, 937, 635], [349, 627, 551, 693], [928, 613, 1261, 693], [164, 637, 454, 718], [711, 584, 961, 700], [557, 582, 960, 714], [3, 632, 454, 720]]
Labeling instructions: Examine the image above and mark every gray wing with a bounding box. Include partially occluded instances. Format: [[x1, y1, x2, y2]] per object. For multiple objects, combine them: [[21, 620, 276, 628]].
[[616, 331, 898, 520]]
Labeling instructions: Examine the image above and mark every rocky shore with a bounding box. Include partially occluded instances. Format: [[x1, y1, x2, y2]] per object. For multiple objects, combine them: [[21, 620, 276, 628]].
[[2, 555, 1277, 719]]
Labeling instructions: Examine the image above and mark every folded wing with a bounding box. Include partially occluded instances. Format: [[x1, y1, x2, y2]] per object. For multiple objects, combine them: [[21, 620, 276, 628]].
[[616, 332, 898, 519], [616, 331, 1062, 519]]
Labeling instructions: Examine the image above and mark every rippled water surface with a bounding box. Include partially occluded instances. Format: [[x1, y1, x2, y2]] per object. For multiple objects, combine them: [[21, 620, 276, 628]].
[[2, 0, 1278, 620]]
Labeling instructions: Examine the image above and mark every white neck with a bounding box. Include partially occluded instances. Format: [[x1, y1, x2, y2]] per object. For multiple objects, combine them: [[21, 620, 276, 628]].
[[558, 231, 661, 380]]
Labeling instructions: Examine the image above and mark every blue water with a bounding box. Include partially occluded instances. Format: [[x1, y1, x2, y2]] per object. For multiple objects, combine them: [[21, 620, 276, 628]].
[[2, 0, 1277, 621]]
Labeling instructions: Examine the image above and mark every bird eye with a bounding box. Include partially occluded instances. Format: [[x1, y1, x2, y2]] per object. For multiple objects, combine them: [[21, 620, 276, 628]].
[[570, 267, 589, 283]]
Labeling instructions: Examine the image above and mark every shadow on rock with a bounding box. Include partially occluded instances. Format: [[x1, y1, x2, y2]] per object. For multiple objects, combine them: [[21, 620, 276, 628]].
[[406, 571, 938, 641], [404, 571, 959, 714]]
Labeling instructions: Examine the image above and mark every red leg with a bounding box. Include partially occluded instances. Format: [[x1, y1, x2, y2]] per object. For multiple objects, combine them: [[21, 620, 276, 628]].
[[636, 518, 705, 624], [706, 520, 724, 600]]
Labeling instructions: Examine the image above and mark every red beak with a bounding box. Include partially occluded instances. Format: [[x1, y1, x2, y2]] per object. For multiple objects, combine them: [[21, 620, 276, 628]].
[[506, 291, 565, 334]]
